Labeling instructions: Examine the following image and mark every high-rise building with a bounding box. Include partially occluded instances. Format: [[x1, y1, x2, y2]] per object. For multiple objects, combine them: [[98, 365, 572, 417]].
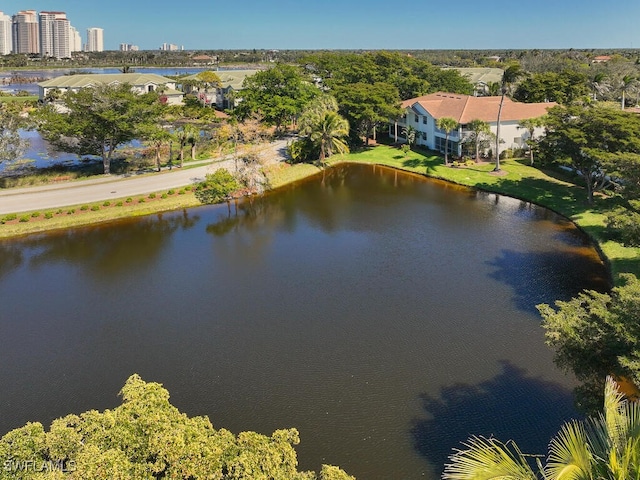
[[86, 27, 103, 52], [12, 10, 39, 54], [0, 11, 12, 55], [70, 26, 82, 52], [39, 11, 70, 58], [120, 43, 139, 51]]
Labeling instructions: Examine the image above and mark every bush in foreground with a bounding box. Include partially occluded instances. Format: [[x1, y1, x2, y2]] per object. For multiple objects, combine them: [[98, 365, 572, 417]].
[[195, 169, 240, 205], [0, 374, 354, 480]]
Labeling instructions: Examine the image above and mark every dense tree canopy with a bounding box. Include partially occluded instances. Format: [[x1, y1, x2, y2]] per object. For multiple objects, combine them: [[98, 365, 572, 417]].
[[233, 63, 318, 129], [513, 70, 590, 104], [538, 273, 640, 411], [302, 51, 473, 100], [538, 104, 640, 203], [333, 82, 401, 145], [0, 374, 354, 480], [36, 83, 163, 174]]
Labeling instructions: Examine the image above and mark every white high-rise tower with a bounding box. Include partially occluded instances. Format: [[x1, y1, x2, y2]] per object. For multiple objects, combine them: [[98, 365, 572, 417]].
[[39, 11, 70, 58], [86, 27, 104, 52], [0, 11, 12, 55]]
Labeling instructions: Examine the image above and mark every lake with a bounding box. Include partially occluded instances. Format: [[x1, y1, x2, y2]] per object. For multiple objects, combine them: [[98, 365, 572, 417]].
[[0, 164, 609, 479]]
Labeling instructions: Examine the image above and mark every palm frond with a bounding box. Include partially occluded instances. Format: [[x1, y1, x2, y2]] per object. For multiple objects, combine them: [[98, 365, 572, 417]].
[[544, 420, 593, 480], [443, 435, 538, 480]]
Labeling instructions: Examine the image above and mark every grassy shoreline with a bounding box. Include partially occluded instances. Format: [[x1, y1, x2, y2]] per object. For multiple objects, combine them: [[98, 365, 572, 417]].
[[2, 144, 638, 284]]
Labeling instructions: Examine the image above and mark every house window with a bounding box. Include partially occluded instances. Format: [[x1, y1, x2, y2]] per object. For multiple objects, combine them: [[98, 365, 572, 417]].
[[422, 132, 427, 140], [414, 114, 419, 123], [422, 117, 427, 124]]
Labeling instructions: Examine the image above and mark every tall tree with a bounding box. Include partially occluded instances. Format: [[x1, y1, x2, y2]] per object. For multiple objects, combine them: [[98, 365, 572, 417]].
[[334, 82, 401, 146], [495, 64, 521, 172], [436, 117, 459, 165], [36, 83, 161, 174], [590, 71, 610, 101], [620, 74, 638, 110], [175, 124, 200, 167], [538, 104, 640, 203], [517, 117, 545, 166], [0, 102, 30, 166], [442, 376, 640, 480], [234, 63, 318, 131], [464, 119, 491, 163], [538, 273, 640, 399]]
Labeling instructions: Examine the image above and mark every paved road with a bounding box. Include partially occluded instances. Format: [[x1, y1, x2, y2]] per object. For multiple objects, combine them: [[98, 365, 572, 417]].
[[0, 140, 290, 214]]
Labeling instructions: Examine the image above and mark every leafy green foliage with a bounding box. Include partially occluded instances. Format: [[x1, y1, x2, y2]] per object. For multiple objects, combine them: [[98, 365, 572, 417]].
[[513, 70, 590, 104], [443, 377, 640, 480], [0, 102, 31, 164], [334, 82, 401, 145], [606, 208, 640, 246], [538, 274, 640, 409], [299, 95, 349, 164], [538, 104, 640, 203], [195, 169, 240, 204], [234, 64, 318, 129], [36, 83, 163, 174], [0, 374, 353, 479]]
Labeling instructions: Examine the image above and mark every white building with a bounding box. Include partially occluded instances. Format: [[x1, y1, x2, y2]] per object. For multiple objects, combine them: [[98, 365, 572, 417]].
[[86, 27, 103, 52], [39, 73, 184, 106], [390, 92, 555, 158], [0, 11, 12, 55], [39, 11, 70, 58], [120, 43, 139, 51], [12, 10, 39, 54], [70, 26, 82, 52]]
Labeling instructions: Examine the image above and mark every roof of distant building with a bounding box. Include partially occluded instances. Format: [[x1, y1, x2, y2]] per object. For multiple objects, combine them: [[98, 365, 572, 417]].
[[39, 73, 176, 89], [402, 92, 555, 124], [183, 69, 259, 90]]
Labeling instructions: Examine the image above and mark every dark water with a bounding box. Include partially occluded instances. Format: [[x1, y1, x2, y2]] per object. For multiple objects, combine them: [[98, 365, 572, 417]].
[[0, 164, 608, 479]]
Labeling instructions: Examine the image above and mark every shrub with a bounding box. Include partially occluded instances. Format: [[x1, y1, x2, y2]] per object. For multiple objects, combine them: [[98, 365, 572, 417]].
[[126, 197, 133, 203], [167, 189, 175, 195], [194, 169, 240, 205], [116, 201, 123, 207], [44, 212, 53, 219], [3, 213, 17, 222], [91, 205, 100, 211], [55, 209, 63, 214], [605, 208, 640, 246], [184, 186, 192, 192], [31, 211, 40, 218], [80, 205, 89, 211], [67, 209, 75, 215], [138, 197, 145, 203], [19, 215, 29, 222], [148, 193, 156, 199], [103, 201, 111, 207], [161, 193, 168, 199], [178, 189, 185, 195]]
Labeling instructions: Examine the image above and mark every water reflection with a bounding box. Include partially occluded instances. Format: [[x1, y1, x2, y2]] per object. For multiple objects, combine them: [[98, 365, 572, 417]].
[[411, 361, 578, 476], [0, 164, 610, 480]]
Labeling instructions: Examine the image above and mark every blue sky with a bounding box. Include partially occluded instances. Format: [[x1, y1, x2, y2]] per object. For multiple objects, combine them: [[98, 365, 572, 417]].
[[10, 0, 640, 51]]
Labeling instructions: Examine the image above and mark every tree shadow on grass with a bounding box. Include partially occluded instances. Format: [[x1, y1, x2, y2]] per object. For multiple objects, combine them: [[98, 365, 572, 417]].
[[410, 361, 579, 475]]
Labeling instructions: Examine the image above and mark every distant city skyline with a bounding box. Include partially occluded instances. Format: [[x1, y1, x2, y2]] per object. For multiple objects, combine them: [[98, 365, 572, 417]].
[[6, 1, 640, 51]]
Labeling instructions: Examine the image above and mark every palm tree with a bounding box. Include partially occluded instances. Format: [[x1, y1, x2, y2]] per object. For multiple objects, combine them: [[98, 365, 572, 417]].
[[495, 64, 521, 172], [465, 119, 491, 163], [401, 125, 417, 149], [590, 72, 610, 101], [309, 111, 350, 167], [175, 124, 200, 167], [620, 75, 638, 110], [436, 117, 459, 166], [443, 376, 640, 480], [517, 117, 545, 166]]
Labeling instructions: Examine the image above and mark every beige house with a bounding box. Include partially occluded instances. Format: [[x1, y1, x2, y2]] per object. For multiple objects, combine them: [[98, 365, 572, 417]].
[[181, 69, 259, 109], [391, 92, 555, 158], [38, 73, 184, 105]]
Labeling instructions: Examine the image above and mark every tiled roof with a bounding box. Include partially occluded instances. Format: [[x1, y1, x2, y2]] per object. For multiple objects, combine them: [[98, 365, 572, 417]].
[[183, 70, 259, 90], [39, 73, 175, 88], [403, 92, 555, 124]]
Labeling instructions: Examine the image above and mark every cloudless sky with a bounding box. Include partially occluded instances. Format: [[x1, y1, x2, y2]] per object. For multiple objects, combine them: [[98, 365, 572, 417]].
[[8, 0, 640, 51]]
